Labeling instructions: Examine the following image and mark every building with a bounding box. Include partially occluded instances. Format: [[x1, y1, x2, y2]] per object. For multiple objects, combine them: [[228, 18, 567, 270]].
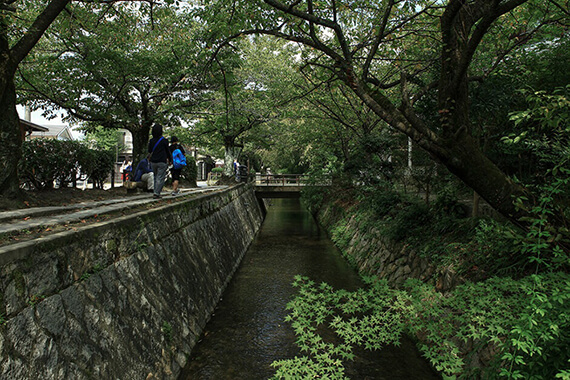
[[28, 124, 74, 140], [19, 119, 49, 141]]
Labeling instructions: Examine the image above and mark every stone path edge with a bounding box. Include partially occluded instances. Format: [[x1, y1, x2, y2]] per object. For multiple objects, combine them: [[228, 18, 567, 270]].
[[0, 184, 241, 267]]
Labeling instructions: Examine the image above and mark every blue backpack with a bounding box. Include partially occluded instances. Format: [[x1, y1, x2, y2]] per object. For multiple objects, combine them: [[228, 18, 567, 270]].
[[172, 148, 187, 169]]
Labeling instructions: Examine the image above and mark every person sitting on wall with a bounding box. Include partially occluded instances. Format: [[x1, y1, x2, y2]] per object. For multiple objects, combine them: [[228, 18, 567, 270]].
[[133, 157, 154, 192]]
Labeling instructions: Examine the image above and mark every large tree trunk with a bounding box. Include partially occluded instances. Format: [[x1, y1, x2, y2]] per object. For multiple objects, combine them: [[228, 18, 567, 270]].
[[0, 76, 22, 199], [436, 133, 528, 225], [340, 0, 531, 228], [0, 0, 70, 199], [1, 16, 21, 199], [223, 142, 240, 177], [129, 125, 151, 163]]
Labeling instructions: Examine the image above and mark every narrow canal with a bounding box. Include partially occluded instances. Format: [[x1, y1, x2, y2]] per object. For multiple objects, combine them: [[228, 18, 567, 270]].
[[180, 198, 440, 379]]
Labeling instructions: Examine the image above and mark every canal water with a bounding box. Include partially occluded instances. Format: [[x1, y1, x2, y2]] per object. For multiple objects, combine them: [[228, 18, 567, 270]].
[[180, 198, 440, 379]]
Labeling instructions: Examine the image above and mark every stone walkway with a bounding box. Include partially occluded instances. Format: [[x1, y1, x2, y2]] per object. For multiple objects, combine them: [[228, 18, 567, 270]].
[[0, 186, 228, 236]]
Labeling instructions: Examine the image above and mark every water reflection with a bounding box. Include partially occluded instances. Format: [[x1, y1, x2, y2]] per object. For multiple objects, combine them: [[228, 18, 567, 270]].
[[180, 199, 440, 379]]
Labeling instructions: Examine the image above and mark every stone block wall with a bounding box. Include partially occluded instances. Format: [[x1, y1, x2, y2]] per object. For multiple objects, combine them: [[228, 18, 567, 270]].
[[316, 202, 435, 287], [0, 184, 264, 379]]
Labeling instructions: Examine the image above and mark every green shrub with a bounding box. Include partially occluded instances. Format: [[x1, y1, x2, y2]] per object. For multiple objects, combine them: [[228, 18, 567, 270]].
[[385, 201, 432, 242], [433, 187, 467, 218], [181, 156, 197, 185], [20, 139, 80, 190], [19, 139, 114, 190], [301, 186, 327, 215], [79, 148, 114, 189], [273, 273, 570, 380], [360, 187, 402, 218]]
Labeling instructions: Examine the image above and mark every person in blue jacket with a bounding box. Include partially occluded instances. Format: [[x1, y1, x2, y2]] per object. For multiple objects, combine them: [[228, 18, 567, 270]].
[[147, 124, 172, 199], [133, 157, 154, 192], [169, 136, 186, 196]]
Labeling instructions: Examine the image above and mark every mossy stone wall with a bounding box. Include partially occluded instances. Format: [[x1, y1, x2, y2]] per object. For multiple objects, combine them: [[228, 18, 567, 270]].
[[0, 184, 264, 379]]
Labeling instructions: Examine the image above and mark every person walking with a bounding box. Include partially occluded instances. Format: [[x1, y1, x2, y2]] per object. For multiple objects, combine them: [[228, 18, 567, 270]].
[[169, 136, 186, 196], [148, 124, 171, 199]]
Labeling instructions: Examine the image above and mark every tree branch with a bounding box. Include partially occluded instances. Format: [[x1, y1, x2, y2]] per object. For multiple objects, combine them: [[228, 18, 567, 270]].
[[10, 0, 71, 68]]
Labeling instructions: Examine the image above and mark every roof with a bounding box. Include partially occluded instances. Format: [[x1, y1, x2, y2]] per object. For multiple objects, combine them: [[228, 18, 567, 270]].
[[20, 119, 49, 133], [29, 124, 74, 140]]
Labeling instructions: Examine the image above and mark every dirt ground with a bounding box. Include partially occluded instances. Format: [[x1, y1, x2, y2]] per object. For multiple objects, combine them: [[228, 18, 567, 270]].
[[0, 186, 139, 211]]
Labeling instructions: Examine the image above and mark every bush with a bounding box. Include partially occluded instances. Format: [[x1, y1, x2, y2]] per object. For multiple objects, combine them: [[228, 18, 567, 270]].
[[433, 187, 467, 218], [181, 156, 197, 185], [385, 201, 432, 242], [84, 149, 115, 189], [19, 139, 114, 190], [301, 185, 327, 215], [20, 139, 79, 190], [359, 187, 402, 218]]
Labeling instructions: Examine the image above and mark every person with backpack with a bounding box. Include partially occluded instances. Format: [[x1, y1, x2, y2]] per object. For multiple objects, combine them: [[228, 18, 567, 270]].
[[169, 136, 186, 196], [147, 124, 172, 199]]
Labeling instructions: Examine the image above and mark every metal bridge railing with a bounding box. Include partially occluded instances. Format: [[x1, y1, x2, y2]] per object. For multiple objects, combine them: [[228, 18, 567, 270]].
[[255, 174, 307, 186]]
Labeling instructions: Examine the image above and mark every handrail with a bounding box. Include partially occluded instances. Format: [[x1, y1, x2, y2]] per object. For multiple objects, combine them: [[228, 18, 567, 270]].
[[255, 174, 309, 187]]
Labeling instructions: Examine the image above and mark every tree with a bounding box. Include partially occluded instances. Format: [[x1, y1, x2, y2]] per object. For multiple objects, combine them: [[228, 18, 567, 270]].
[[196, 0, 569, 228], [191, 35, 301, 176], [17, 3, 207, 162], [1, 0, 71, 198]]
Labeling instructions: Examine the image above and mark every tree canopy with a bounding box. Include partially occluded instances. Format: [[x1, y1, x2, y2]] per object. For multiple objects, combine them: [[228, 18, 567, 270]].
[[191, 0, 569, 228], [17, 2, 207, 160]]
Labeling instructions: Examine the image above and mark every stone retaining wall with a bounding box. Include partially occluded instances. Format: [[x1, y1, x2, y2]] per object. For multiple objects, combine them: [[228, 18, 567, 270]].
[[316, 202, 436, 287], [0, 184, 264, 379]]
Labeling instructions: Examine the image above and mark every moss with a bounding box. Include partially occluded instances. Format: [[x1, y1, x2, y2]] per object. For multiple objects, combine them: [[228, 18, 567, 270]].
[[13, 271, 26, 297], [162, 321, 173, 344], [105, 239, 117, 254]]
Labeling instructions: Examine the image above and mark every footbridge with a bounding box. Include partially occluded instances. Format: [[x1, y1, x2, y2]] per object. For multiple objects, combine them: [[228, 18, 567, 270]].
[[254, 174, 328, 198]]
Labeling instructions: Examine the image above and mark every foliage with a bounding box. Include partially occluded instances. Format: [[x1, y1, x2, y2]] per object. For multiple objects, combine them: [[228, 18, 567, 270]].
[[497, 274, 570, 379], [79, 148, 115, 189], [273, 273, 570, 380], [190, 35, 304, 175], [503, 86, 570, 272], [300, 185, 327, 215], [18, 3, 207, 160], [82, 126, 124, 152], [405, 273, 570, 379], [180, 155, 198, 185], [357, 186, 402, 218], [162, 321, 173, 344], [503, 85, 570, 185], [384, 201, 432, 243], [19, 139, 114, 190], [433, 187, 468, 219], [271, 276, 408, 380], [436, 219, 521, 279], [512, 171, 570, 273], [279, 166, 570, 378], [80, 263, 103, 282], [19, 139, 82, 190]]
